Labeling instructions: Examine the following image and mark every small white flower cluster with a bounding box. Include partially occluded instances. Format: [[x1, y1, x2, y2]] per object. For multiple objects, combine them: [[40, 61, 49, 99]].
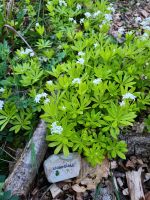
[[59, 0, 67, 6], [36, 22, 39, 27], [44, 98, 50, 104], [77, 58, 84, 64], [140, 17, 150, 31], [20, 48, 35, 57], [47, 80, 53, 85], [50, 122, 63, 135], [77, 51, 85, 65], [104, 13, 113, 21], [119, 92, 136, 107], [99, 13, 113, 28], [80, 18, 84, 24], [119, 101, 125, 107], [76, 4, 81, 10], [69, 17, 76, 24], [94, 43, 98, 48], [123, 92, 136, 100], [62, 106, 66, 110], [93, 10, 101, 18], [93, 78, 102, 85], [84, 12, 91, 18], [0, 100, 4, 110], [72, 78, 81, 84], [34, 92, 48, 103], [84, 10, 101, 19], [78, 51, 85, 56], [0, 88, 5, 93], [107, 6, 115, 13]]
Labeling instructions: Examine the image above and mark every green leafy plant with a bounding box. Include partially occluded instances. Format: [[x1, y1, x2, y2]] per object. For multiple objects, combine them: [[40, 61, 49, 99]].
[[0, 0, 150, 167]]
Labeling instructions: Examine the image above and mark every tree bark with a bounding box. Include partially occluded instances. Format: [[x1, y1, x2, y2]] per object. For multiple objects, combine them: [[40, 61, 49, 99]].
[[120, 134, 150, 157], [4, 120, 47, 198]]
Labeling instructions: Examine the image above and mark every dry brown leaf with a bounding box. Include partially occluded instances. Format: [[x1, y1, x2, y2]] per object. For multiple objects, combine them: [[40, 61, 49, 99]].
[[140, 10, 149, 18], [72, 184, 86, 193], [75, 158, 110, 191], [126, 160, 135, 168]]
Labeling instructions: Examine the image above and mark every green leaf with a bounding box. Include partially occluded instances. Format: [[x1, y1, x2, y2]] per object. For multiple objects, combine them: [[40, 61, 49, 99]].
[[117, 151, 126, 159]]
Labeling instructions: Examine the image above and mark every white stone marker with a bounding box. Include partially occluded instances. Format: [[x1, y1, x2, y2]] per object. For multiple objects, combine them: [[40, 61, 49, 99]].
[[44, 153, 81, 183]]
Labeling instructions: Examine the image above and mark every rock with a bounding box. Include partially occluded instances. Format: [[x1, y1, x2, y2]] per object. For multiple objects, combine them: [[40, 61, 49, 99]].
[[122, 188, 129, 196], [110, 161, 117, 169], [44, 153, 81, 183], [49, 184, 63, 198]]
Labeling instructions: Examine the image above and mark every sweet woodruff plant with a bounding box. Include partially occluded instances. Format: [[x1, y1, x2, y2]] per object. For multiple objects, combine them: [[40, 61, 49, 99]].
[[0, 0, 150, 166]]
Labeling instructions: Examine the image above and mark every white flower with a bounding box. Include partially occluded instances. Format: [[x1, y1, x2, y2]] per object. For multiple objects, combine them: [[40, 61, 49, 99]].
[[73, 20, 77, 24], [76, 4, 81, 10], [118, 27, 125, 35], [34, 92, 48, 103], [69, 18, 74, 22], [107, 6, 115, 13], [30, 52, 35, 57], [47, 80, 53, 85], [84, 12, 91, 18], [77, 58, 84, 65], [122, 93, 136, 100], [25, 48, 33, 54], [0, 88, 5, 93], [80, 18, 84, 24], [78, 51, 85, 56], [0, 100, 4, 110], [62, 106, 66, 110], [94, 43, 98, 48], [59, 0, 67, 6], [50, 122, 63, 135], [72, 78, 81, 84], [135, 17, 142, 23], [41, 92, 48, 98], [93, 78, 102, 85], [36, 22, 39, 27], [93, 10, 101, 18], [105, 14, 112, 21], [119, 101, 125, 106], [34, 94, 42, 103], [44, 98, 50, 104]]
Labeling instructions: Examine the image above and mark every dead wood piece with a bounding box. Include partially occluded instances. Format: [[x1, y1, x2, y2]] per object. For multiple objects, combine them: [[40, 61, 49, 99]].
[[120, 135, 150, 157], [126, 168, 145, 200], [4, 120, 47, 198]]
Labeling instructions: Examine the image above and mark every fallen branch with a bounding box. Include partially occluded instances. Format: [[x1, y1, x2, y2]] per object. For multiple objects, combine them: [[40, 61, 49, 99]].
[[4, 120, 47, 198], [126, 168, 145, 200]]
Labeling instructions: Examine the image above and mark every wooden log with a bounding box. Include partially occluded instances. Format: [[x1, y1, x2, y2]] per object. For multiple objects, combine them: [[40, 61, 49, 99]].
[[126, 168, 145, 200], [120, 134, 150, 157], [4, 120, 47, 198]]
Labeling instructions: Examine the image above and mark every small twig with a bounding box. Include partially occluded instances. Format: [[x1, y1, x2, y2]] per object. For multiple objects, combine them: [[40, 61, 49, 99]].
[[7, 146, 16, 153], [0, 158, 14, 163], [3, 24, 35, 52], [0, 147, 17, 161], [40, 185, 51, 200]]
